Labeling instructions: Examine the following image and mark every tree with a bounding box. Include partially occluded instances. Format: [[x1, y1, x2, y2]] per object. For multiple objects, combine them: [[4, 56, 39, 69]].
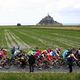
[[17, 23, 21, 26]]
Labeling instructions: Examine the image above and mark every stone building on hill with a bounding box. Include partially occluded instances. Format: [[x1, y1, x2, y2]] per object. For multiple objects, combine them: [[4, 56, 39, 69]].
[[37, 14, 62, 25]]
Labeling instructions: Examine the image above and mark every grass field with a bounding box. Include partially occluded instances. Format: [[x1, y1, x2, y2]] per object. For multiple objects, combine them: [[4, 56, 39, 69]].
[[0, 26, 80, 50], [0, 73, 80, 80]]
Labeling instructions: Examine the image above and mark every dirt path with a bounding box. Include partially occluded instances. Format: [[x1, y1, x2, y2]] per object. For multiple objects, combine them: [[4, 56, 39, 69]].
[[4, 29, 31, 49], [5, 30, 12, 48], [9, 31, 31, 49]]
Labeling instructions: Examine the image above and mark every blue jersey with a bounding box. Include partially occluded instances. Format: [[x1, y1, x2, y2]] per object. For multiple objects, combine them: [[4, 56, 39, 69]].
[[52, 51, 57, 56], [62, 50, 69, 59]]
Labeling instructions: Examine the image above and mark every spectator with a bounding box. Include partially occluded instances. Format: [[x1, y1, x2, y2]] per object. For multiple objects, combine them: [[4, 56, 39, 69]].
[[28, 55, 35, 72], [11, 47, 16, 60]]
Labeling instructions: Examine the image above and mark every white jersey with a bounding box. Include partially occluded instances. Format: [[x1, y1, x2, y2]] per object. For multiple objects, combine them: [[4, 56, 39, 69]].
[[14, 49, 20, 56]]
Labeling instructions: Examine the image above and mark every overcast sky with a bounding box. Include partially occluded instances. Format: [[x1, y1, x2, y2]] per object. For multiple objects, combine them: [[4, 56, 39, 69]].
[[0, 0, 80, 25]]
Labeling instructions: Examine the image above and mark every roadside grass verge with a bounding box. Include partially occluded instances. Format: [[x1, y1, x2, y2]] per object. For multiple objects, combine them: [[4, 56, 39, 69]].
[[0, 73, 80, 80]]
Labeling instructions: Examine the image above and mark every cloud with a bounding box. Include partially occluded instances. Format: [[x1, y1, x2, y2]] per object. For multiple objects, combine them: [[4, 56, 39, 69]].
[[0, 0, 80, 25], [57, 7, 80, 24]]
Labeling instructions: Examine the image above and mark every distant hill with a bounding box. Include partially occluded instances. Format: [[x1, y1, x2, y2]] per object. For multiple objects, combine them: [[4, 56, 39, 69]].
[[37, 14, 62, 26]]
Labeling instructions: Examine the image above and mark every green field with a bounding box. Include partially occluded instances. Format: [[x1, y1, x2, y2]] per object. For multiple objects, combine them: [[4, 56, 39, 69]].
[[0, 73, 80, 80], [0, 26, 80, 51]]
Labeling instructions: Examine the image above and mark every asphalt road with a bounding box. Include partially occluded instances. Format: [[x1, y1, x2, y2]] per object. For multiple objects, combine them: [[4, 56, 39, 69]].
[[0, 65, 80, 73]]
